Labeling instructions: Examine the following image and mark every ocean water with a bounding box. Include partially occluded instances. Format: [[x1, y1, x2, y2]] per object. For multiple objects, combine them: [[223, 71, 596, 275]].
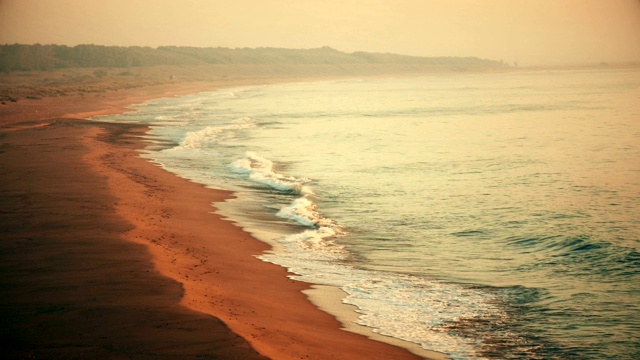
[[98, 68, 640, 359]]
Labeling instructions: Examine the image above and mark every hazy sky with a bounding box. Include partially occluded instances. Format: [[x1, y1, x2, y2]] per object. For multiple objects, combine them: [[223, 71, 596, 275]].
[[1, 0, 639, 66]]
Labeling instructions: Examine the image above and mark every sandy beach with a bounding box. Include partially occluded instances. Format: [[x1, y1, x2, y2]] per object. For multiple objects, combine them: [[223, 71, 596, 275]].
[[0, 76, 428, 359]]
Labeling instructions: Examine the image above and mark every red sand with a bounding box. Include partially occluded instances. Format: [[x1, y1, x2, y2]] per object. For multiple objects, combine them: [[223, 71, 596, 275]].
[[0, 82, 429, 359]]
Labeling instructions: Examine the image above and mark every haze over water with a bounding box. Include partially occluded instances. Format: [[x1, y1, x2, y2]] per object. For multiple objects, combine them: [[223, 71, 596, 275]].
[[98, 67, 640, 359], [2, 0, 640, 67]]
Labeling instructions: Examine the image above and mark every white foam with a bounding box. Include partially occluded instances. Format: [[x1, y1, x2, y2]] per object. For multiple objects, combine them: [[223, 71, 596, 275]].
[[276, 197, 332, 227], [154, 115, 177, 121], [229, 151, 313, 195], [181, 126, 225, 148], [259, 250, 500, 360], [230, 151, 347, 262], [276, 227, 343, 255], [174, 117, 256, 150]]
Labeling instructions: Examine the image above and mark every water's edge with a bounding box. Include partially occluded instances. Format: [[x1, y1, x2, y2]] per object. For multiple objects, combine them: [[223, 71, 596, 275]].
[[140, 127, 447, 359], [214, 194, 447, 360]]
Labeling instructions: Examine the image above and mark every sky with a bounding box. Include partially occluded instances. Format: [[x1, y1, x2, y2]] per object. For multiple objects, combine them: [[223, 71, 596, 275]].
[[1, 0, 639, 66]]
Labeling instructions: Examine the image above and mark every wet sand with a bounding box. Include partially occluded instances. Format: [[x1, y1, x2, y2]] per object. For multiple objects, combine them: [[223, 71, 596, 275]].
[[0, 79, 427, 359]]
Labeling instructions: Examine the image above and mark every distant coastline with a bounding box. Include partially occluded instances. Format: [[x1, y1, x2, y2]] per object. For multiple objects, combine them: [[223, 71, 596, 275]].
[[0, 44, 512, 104], [0, 44, 508, 71], [4, 44, 638, 106]]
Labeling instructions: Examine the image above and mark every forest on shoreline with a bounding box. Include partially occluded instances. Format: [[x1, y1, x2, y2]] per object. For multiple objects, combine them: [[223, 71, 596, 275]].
[[0, 44, 508, 73], [0, 44, 515, 103]]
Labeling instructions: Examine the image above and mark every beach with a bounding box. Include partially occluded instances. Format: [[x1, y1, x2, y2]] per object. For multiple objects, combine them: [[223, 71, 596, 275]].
[[3, 65, 638, 359], [0, 76, 428, 359]]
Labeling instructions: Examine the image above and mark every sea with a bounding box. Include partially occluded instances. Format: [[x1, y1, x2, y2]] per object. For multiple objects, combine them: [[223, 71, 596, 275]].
[[97, 68, 640, 359]]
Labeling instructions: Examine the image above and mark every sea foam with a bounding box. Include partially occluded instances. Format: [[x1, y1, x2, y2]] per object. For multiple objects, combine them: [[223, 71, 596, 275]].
[[230, 151, 313, 195], [176, 117, 256, 150], [230, 151, 345, 259]]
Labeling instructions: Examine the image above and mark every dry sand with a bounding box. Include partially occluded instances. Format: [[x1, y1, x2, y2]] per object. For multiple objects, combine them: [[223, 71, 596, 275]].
[[0, 76, 430, 359]]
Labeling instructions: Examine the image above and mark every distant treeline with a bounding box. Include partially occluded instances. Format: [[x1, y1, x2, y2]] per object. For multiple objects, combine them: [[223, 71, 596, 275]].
[[0, 44, 507, 72]]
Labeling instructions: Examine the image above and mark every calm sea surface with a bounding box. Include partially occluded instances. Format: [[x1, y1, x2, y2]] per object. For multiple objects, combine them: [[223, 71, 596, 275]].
[[99, 68, 640, 359]]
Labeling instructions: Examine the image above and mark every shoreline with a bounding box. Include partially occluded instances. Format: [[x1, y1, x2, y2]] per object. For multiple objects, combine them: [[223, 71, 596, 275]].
[[0, 77, 440, 359], [0, 116, 266, 359]]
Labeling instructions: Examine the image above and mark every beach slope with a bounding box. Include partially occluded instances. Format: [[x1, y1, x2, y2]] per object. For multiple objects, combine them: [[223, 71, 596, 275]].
[[0, 83, 426, 359]]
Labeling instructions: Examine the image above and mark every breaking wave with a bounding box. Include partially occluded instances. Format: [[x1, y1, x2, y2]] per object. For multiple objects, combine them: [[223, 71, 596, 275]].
[[176, 117, 256, 150]]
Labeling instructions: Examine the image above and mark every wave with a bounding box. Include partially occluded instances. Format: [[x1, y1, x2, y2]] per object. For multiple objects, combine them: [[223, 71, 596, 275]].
[[174, 117, 256, 150], [276, 196, 345, 257], [230, 151, 345, 259], [277, 197, 334, 228], [507, 234, 640, 279], [229, 151, 313, 195]]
